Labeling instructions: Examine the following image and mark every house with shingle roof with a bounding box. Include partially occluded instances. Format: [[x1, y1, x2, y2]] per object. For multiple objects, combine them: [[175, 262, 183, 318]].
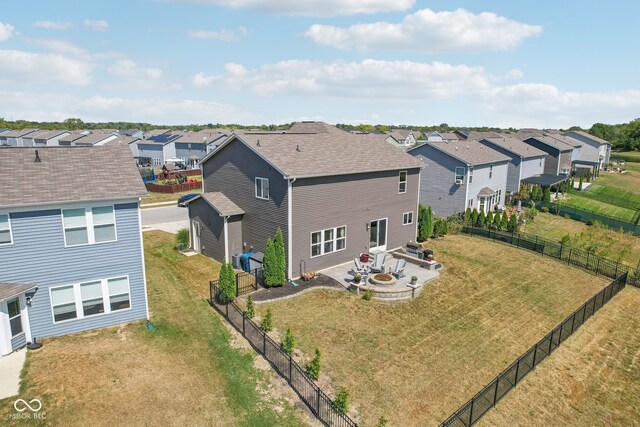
[[522, 134, 577, 176], [408, 140, 510, 217], [186, 122, 423, 277], [425, 131, 459, 142], [564, 130, 611, 171], [22, 130, 71, 147], [479, 137, 547, 194], [385, 129, 420, 148], [0, 145, 149, 356], [0, 129, 39, 146]]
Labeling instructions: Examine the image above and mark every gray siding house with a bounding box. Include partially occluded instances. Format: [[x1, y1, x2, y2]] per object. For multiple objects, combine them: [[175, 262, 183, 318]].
[[1, 129, 38, 146], [523, 135, 575, 175], [188, 124, 423, 278], [564, 130, 611, 170], [409, 140, 510, 217], [479, 137, 547, 193], [0, 146, 148, 356]]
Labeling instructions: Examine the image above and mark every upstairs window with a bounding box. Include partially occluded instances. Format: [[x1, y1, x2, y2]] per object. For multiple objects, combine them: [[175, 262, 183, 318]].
[[255, 177, 270, 200], [62, 206, 117, 247], [62, 208, 88, 246], [0, 213, 12, 245], [489, 164, 493, 179], [92, 207, 116, 243], [468, 166, 474, 184], [455, 167, 465, 183], [398, 171, 407, 193]]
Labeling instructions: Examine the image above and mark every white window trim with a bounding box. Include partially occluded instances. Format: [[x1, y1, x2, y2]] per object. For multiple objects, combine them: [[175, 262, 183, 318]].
[[62, 205, 118, 248], [49, 275, 132, 324], [398, 170, 407, 194], [489, 164, 493, 179], [255, 177, 270, 200], [7, 298, 23, 338], [402, 211, 414, 226], [455, 167, 465, 182], [310, 225, 347, 258], [0, 213, 14, 246]]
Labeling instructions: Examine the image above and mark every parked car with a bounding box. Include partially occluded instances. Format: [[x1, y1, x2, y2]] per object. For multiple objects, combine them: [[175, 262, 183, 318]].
[[177, 193, 199, 207]]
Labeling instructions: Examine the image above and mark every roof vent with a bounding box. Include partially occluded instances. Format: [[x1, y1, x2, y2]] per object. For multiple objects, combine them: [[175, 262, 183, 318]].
[[296, 144, 301, 152], [256, 139, 261, 147], [34, 149, 41, 163]]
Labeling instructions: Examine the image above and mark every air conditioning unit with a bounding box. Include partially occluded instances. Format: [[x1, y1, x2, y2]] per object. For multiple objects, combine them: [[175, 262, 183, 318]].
[[455, 179, 463, 185]]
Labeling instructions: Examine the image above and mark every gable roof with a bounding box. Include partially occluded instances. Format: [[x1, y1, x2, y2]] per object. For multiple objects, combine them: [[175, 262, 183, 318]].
[[72, 132, 117, 145], [0, 146, 147, 208], [565, 130, 611, 146], [455, 130, 502, 140], [27, 130, 70, 140], [0, 283, 37, 302], [101, 136, 140, 146], [187, 192, 244, 216], [525, 135, 575, 152], [481, 137, 547, 159], [410, 140, 510, 166], [288, 121, 348, 135], [206, 126, 423, 179], [1, 128, 39, 138], [59, 132, 87, 143], [173, 131, 226, 144]]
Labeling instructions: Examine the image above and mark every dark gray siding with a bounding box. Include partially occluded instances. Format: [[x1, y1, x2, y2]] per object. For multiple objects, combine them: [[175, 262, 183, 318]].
[[227, 216, 243, 258], [188, 198, 225, 261], [478, 141, 521, 192], [523, 139, 559, 175], [0, 202, 147, 340], [201, 140, 288, 263], [410, 144, 467, 217], [291, 169, 419, 274], [559, 151, 572, 173]]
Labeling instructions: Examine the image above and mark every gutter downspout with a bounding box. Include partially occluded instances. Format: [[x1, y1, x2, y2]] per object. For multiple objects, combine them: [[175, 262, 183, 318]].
[[223, 215, 229, 263], [464, 163, 471, 212], [287, 177, 296, 280]]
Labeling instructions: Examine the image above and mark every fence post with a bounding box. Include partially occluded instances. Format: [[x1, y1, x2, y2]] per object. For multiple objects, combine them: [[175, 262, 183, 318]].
[[532, 344, 538, 367], [615, 261, 619, 277], [493, 378, 500, 405], [289, 354, 292, 384], [225, 301, 228, 317], [595, 258, 600, 276], [242, 311, 246, 336], [263, 330, 267, 354], [514, 359, 520, 383], [568, 249, 572, 266], [468, 399, 474, 427], [317, 388, 321, 417], [570, 312, 577, 333], [559, 243, 563, 260], [236, 273, 240, 297]]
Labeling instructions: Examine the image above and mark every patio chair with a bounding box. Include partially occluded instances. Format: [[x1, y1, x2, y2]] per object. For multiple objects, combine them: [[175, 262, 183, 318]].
[[370, 253, 386, 273], [389, 259, 406, 279], [354, 258, 368, 275]]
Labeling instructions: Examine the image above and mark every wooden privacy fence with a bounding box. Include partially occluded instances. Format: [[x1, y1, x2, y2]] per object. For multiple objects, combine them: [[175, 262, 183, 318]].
[[441, 273, 628, 426], [462, 226, 639, 288], [209, 281, 358, 427]]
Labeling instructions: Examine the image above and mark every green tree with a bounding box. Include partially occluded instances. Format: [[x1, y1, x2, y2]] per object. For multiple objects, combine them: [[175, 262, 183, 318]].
[[417, 204, 431, 241], [334, 387, 350, 415], [262, 238, 277, 287], [464, 207, 472, 223], [507, 213, 518, 232], [493, 211, 501, 229], [281, 327, 295, 355], [273, 228, 286, 285], [543, 187, 551, 202], [518, 183, 531, 200], [245, 295, 255, 319], [486, 211, 494, 227], [471, 209, 479, 225], [218, 262, 236, 303], [260, 308, 273, 332], [501, 211, 509, 230], [307, 348, 321, 380], [476, 210, 486, 227]]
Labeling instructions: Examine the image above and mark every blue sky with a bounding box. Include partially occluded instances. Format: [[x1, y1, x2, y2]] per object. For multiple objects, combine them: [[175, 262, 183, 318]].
[[1, 0, 639, 128]]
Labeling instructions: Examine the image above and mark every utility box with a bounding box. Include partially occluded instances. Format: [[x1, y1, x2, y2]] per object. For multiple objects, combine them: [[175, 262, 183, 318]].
[[231, 253, 242, 269], [249, 252, 264, 271]]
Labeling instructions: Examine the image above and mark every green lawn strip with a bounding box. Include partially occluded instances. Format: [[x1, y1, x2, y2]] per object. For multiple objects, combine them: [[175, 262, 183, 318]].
[[584, 184, 640, 207], [610, 152, 640, 162], [143, 233, 305, 427], [564, 192, 637, 222]]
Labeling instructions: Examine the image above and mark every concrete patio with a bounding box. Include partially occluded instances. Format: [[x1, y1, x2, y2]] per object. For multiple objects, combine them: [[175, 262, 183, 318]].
[[322, 252, 440, 300]]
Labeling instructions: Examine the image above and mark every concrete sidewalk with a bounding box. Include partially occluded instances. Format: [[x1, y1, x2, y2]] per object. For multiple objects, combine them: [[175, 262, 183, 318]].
[[0, 348, 26, 400]]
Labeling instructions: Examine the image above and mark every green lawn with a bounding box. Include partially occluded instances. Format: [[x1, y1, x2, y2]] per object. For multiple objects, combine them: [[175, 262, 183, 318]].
[[563, 191, 638, 222], [142, 188, 202, 206], [581, 184, 640, 209], [610, 151, 640, 162], [0, 232, 306, 427]]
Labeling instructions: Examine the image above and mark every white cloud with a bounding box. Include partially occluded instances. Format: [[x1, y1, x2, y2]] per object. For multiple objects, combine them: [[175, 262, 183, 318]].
[[27, 38, 87, 56], [0, 50, 92, 86], [193, 59, 491, 99], [0, 22, 14, 41], [33, 21, 73, 30], [105, 59, 178, 91], [84, 19, 109, 31], [187, 29, 241, 42], [0, 90, 257, 124], [176, 0, 414, 16], [108, 59, 163, 80], [306, 8, 542, 53]]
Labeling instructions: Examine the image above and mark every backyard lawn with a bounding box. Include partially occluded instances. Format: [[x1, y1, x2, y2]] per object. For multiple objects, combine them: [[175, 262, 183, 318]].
[[520, 212, 640, 268], [142, 187, 202, 206], [563, 191, 638, 222], [480, 286, 640, 427], [610, 151, 640, 163], [256, 235, 609, 426], [0, 231, 306, 427]]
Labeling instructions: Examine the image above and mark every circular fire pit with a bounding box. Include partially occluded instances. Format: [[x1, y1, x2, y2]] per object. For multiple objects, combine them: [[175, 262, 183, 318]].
[[369, 273, 397, 286]]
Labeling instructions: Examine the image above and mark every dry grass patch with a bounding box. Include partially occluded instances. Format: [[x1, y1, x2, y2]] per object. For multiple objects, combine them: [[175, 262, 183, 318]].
[[259, 235, 608, 426], [480, 287, 640, 427]]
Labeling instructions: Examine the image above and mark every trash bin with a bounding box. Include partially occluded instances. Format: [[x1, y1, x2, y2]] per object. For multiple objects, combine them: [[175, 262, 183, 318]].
[[241, 252, 253, 272]]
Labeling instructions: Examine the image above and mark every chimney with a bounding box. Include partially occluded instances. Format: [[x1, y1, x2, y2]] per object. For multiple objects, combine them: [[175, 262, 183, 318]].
[[34, 149, 41, 163]]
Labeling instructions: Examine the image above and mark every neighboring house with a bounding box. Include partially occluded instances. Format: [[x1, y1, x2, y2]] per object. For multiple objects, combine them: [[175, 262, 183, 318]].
[[119, 129, 145, 139], [455, 130, 502, 140], [0, 145, 148, 356], [58, 132, 89, 146], [23, 130, 71, 147], [73, 131, 118, 146], [132, 131, 183, 166], [187, 124, 423, 278], [425, 131, 459, 142], [479, 137, 547, 194], [386, 129, 419, 147], [564, 130, 611, 170], [409, 140, 510, 217], [522, 135, 575, 176], [0, 129, 39, 146], [173, 131, 225, 168]]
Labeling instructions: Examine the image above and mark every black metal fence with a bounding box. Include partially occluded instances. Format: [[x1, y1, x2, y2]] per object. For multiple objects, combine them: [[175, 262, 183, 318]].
[[235, 268, 263, 296], [441, 272, 628, 426], [462, 226, 639, 288], [209, 281, 358, 427], [582, 191, 640, 211]]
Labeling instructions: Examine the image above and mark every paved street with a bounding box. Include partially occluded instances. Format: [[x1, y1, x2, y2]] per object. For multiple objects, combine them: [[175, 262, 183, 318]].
[[141, 205, 189, 234]]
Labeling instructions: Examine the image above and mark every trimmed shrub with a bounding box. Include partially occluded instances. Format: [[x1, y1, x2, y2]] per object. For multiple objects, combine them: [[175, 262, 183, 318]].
[[417, 204, 433, 241], [578, 175, 583, 191], [476, 210, 486, 228], [245, 295, 255, 319], [464, 207, 472, 223], [260, 308, 273, 332], [486, 211, 494, 227], [334, 387, 350, 415], [500, 211, 509, 229], [493, 211, 501, 229], [263, 238, 278, 287], [543, 187, 551, 202], [362, 290, 373, 301], [176, 227, 189, 248], [471, 208, 479, 225], [273, 228, 287, 285], [218, 262, 236, 303], [281, 327, 295, 355], [540, 206, 550, 213], [508, 213, 518, 232], [306, 348, 321, 380]]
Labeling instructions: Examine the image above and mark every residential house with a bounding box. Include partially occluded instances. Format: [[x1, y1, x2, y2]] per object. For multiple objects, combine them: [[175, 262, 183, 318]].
[[186, 124, 423, 278], [119, 129, 145, 139], [454, 130, 502, 140], [73, 130, 119, 146], [0, 145, 148, 356], [174, 131, 226, 168], [0, 129, 39, 146], [409, 140, 510, 217], [58, 132, 90, 146], [22, 130, 71, 147], [385, 129, 419, 147], [564, 130, 611, 171], [131, 131, 182, 166], [479, 137, 547, 194], [424, 131, 459, 142], [522, 135, 576, 176]]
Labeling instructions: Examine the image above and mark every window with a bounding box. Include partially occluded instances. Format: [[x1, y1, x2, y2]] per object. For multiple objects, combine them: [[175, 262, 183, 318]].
[[479, 197, 486, 213], [63, 208, 88, 246], [51, 276, 131, 323], [311, 226, 346, 257], [8, 299, 22, 337], [0, 213, 12, 245], [539, 158, 543, 167], [153, 158, 161, 166], [62, 206, 116, 247], [255, 177, 270, 200], [468, 166, 474, 184], [403, 212, 413, 225], [455, 167, 465, 183], [92, 207, 116, 243], [489, 164, 493, 179], [468, 198, 474, 208], [398, 171, 407, 194]]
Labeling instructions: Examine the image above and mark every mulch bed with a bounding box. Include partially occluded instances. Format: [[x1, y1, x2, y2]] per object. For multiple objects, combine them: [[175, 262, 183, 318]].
[[250, 274, 345, 303]]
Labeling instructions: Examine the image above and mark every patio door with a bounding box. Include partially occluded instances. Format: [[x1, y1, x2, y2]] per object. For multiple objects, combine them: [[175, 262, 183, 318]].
[[191, 220, 201, 253], [369, 218, 387, 252]]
